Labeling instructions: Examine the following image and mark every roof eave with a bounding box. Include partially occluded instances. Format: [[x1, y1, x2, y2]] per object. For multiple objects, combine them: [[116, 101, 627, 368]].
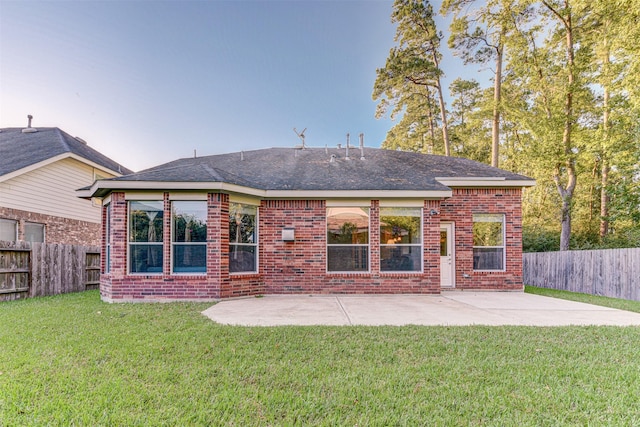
[[79, 180, 453, 200], [436, 177, 536, 187]]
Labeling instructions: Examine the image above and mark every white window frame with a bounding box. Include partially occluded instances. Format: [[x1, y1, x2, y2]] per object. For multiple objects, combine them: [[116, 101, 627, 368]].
[[0, 218, 18, 242], [24, 222, 45, 243], [128, 200, 164, 275], [171, 201, 207, 275], [326, 207, 370, 273], [379, 207, 423, 273], [472, 213, 506, 271], [229, 203, 258, 274]]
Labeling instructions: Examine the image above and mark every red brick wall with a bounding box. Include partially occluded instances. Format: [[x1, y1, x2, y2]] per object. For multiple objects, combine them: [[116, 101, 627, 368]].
[[440, 188, 524, 291], [0, 206, 100, 245], [100, 193, 264, 302], [100, 189, 525, 301], [259, 199, 440, 295]]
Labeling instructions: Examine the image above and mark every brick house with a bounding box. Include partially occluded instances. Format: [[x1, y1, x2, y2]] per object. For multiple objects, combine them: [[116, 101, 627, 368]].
[[79, 146, 534, 302], [0, 123, 132, 245]]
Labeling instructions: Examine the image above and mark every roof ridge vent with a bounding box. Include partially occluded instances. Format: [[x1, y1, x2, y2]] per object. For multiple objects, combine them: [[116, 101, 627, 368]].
[[22, 114, 38, 133]]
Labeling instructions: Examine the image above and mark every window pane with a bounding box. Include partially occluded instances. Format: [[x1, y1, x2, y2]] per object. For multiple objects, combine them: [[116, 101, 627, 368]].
[[327, 246, 368, 272], [130, 201, 163, 243], [440, 231, 447, 256], [380, 208, 421, 244], [0, 219, 17, 241], [380, 245, 421, 272], [24, 222, 44, 243], [472, 214, 504, 247], [229, 245, 256, 273], [105, 204, 111, 244], [173, 201, 207, 243], [473, 248, 504, 270], [105, 204, 111, 273], [229, 203, 256, 244], [327, 207, 369, 244], [130, 244, 163, 273], [173, 244, 206, 273]]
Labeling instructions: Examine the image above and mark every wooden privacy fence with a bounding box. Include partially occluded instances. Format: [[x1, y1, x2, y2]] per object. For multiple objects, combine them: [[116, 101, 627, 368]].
[[523, 248, 640, 301], [0, 241, 100, 301]]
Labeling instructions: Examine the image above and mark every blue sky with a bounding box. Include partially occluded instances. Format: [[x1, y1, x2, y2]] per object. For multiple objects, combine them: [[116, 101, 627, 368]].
[[1, 0, 472, 171]]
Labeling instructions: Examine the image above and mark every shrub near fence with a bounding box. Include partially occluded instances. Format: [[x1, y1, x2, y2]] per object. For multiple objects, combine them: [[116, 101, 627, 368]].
[[0, 241, 100, 301], [523, 248, 640, 301]]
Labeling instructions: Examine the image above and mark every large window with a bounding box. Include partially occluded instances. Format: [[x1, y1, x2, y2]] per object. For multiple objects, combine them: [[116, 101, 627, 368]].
[[380, 207, 422, 272], [0, 219, 17, 242], [327, 207, 369, 272], [129, 201, 163, 274], [24, 222, 44, 243], [105, 204, 111, 273], [473, 213, 505, 271], [229, 203, 257, 273], [172, 201, 207, 273]]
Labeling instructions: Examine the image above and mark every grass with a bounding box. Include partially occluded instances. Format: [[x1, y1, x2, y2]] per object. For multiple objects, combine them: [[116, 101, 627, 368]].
[[0, 291, 639, 425], [525, 285, 640, 313]]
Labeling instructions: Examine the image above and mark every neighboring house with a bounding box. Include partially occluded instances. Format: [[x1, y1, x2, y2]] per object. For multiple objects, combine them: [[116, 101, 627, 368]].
[[79, 146, 535, 302], [0, 124, 132, 245]]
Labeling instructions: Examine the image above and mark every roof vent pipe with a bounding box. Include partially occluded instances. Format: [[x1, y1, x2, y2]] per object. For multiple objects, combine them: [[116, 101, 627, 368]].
[[241, 151, 244, 161], [359, 133, 365, 160], [22, 114, 38, 133], [330, 154, 337, 163], [345, 133, 350, 160]]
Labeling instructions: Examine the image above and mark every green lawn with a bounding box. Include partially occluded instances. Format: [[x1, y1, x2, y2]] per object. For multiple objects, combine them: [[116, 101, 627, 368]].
[[1, 290, 640, 426]]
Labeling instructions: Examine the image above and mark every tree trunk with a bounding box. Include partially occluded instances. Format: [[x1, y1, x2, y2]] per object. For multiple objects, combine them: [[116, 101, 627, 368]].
[[545, 0, 576, 251], [491, 35, 504, 168], [600, 158, 610, 237], [431, 42, 451, 156], [599, 51, 611, 239]]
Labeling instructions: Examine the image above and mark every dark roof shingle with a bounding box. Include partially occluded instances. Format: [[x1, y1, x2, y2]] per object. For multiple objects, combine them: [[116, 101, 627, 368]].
[[0, 127, 133, 177], [107, 147, 531, 192]]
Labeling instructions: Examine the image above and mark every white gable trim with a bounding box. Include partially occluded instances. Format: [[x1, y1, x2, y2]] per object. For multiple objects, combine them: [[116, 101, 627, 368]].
[[0, 152, 125, 183]]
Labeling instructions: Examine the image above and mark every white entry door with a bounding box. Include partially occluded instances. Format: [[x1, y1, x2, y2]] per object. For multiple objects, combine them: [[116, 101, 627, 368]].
[[440, 222, 455, 288]]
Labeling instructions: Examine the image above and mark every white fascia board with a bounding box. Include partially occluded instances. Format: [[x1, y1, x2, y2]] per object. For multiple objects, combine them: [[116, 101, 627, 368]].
[[83, 180, 267, 198], [436, 177, 536, 187], [82, 181, 453, 200], [263, 189, 453, 199]]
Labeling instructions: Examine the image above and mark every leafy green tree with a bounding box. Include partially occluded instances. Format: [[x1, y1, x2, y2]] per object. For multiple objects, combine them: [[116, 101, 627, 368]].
[[373, 0, 450, 155], [441, 0, 531, 167], [448, 78, 491, 162]]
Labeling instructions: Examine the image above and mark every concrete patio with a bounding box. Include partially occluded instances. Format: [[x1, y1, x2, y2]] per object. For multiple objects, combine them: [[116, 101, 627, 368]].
[[201, 291, 640, 327]]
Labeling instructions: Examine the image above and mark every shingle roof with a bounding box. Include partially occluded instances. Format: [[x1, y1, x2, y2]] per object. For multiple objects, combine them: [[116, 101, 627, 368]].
[[104, 147, 532, 192], [0, 127, 133, 177]]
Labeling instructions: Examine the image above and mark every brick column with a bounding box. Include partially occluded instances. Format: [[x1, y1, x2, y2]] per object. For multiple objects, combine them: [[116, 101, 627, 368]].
[[423, 199, 442, 291], [109, 192, 127, 277], [206, 193, 229, 298], [370, 200, 380, 273]]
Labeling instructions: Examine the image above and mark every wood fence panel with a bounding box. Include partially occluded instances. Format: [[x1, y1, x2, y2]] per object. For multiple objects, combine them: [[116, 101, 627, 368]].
[[0, 242, 100, 300], [0, 241, 30, 301], [523, 248, 640, 301]]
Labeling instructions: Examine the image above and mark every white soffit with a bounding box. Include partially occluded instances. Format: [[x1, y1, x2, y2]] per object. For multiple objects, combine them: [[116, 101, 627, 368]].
[[435, 177, 536, 187]]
